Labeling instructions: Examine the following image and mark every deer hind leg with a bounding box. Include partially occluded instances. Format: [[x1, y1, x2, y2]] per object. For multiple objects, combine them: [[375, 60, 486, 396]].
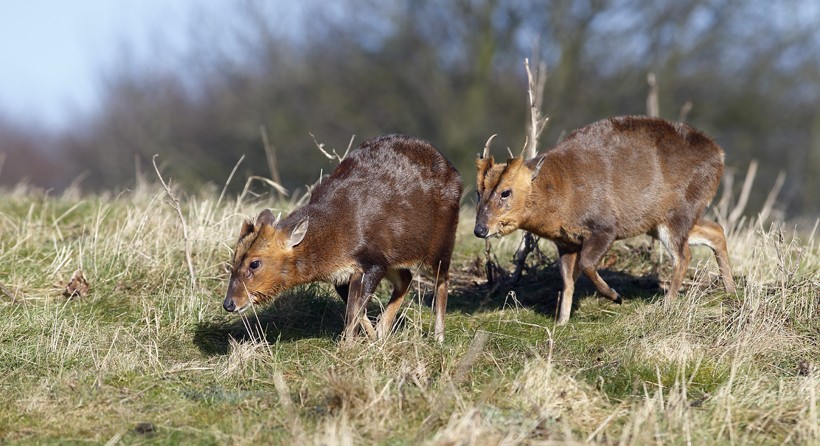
[[657, 224, 692, 302], [577, 231, 622, 304], [555, 244, 582, 325], [376, 268, 413, 339], [688, 219, 736, 293]]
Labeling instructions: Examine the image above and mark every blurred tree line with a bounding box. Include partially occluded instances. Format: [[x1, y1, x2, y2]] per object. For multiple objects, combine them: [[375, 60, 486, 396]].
[[1, 0, 818, 217]]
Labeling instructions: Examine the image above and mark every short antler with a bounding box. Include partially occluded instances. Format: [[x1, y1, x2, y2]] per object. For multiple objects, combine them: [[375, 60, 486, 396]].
[[480, 134, 498, 159]]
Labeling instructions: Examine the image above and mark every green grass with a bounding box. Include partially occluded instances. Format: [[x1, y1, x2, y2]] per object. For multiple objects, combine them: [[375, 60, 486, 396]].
[[0, 182, 817, 444]]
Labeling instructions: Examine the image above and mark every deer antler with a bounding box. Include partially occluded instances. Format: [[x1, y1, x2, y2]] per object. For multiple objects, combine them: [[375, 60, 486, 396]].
[[481, 134, 498, 159]]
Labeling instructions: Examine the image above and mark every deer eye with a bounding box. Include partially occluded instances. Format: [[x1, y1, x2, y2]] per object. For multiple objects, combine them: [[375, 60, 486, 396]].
[[249, 260, 261, 270], [500, 189, 512, 199]]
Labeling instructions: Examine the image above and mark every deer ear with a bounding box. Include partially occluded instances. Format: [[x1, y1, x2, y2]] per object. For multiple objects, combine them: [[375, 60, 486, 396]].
[[532, 156, 546, 181], [475, 155, 494, 193], [238, 219, 255, 241], [286, 217, 309, 249], [256, 209, 277, 226]]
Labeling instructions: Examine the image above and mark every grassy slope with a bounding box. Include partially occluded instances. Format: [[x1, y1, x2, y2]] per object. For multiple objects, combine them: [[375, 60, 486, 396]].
[[0, 183, 817, 445]]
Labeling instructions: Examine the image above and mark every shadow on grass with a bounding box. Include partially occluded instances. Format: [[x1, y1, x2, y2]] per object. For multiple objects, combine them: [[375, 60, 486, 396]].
[[194, 260, 665, 354], [193, 285, 345, 356], [446, 260, 664, 320]]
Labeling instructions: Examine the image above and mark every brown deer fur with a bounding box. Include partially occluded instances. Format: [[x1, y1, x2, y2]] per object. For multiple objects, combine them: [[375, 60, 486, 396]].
[[224, 135, 462, 342], [474, 116, 736, 324]]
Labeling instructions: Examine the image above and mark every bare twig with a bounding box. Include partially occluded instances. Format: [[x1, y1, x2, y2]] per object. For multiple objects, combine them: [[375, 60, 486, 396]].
[[310, 132, 354, 164], [511, 230, 539, 284], [524, 58, 549, 159], [728, 160, 758, 228], [647, 72, 659, 117], [216, 155, 245, 214], [758, 170, 786, 223], [485, 239, 496, 285], [295, 169, 326, 208], [678, 100, 693, 122], [510, 58, 549, 283], [260, 125, 285, 201], [152, 155, 197, 291], [235, 175, 288, 213]]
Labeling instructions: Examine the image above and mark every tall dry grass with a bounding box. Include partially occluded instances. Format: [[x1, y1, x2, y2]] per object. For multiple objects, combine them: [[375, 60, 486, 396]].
[[0, 179, 816, 444]]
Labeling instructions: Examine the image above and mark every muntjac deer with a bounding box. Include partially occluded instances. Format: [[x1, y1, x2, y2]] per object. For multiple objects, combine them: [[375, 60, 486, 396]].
[[224, 135, 462, 342], [474, 116, 736, 324]]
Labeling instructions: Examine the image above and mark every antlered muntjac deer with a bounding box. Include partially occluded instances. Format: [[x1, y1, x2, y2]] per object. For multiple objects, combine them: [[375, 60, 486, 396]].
[[223, 135, 462, 342], [474, 116, 736, 324]]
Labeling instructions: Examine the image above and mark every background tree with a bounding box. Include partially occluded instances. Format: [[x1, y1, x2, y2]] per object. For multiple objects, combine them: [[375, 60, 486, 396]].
[[1, 0, 818, 217]]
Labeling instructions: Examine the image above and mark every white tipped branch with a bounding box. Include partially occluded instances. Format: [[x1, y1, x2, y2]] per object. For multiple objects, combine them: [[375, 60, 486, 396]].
[[524, 58, 549, 160], [310, 132, 354, 164], [511, 58, 550, 284]]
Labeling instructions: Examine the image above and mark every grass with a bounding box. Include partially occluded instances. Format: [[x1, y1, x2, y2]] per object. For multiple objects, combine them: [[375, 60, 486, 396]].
[[0, 181, 817, 444]]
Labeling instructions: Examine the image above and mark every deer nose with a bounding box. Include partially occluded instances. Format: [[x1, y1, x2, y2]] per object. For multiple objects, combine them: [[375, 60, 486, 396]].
[[474, 224, 489, 238], [223, 296, 236, 312]]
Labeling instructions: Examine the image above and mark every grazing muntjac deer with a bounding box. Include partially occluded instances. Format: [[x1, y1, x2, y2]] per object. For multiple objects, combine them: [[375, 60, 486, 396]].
[[223, 135, 462, 342], [474, 116, 736, 324]]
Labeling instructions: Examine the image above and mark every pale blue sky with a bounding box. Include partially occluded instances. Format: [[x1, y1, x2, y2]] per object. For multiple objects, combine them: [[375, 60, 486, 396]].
[[0, 1, 202, 130]]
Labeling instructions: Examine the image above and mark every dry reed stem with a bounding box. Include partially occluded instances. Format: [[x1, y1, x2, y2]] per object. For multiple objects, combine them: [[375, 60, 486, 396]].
[[728, 159, 758, 228], [215, 154, 244, 214], [152, 154, 197, 291], [759, 170, 786, 223], [260, 125, 285, 202], [646, 72, 659, 117]]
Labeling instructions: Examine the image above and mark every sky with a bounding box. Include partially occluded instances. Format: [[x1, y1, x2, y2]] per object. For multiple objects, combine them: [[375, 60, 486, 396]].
[[0, 1, 202, 130]]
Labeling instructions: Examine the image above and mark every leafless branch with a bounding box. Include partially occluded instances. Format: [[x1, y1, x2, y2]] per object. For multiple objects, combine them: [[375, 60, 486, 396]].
[[511, 58, 550, 283], [310, 132, 354, 164]]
